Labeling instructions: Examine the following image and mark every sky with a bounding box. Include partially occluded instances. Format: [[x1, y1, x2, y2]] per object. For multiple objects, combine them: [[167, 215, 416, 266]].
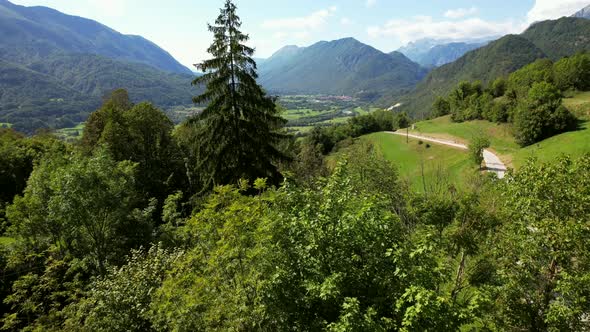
[[9, 0, 590, 69]]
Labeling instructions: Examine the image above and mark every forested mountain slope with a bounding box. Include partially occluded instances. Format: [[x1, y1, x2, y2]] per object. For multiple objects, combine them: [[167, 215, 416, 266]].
[[0, 0, 190, 73], [398, 17, 590, 117], [0, 0, 197, 133], [258, 38, 428, 100]]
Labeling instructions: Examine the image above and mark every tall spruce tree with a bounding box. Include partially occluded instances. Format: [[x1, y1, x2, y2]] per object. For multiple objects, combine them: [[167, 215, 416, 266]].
[[191, 0, 289, 190]]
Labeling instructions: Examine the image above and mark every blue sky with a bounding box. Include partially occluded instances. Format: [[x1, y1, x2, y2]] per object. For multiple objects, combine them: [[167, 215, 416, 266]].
[[10, 0, 590, 68]]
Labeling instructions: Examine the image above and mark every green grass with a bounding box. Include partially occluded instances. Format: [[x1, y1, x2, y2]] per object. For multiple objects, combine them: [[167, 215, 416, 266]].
[[0, 122, 12, 128], [55, 123, 85, 140], [353, 107, 370, 116], [563, 91, 590, 120], [512, 120, 590, 168], [282, 109, 323, 121], [360, 132, 475, 192], [409, 91, 590, 169], [411, 116, 519, 157]]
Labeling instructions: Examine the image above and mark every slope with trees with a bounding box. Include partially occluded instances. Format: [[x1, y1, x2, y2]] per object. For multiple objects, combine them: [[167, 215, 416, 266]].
[[399, 17, 590, 117], [0, 0, 190, 73], [0, 54, 196, 133], [258, 38, 428, 100], [0, 0, 197, 133]]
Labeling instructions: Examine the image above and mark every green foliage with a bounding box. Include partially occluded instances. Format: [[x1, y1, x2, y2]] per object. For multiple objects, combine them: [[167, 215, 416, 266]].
[[469, 136, 491, 168], [83, 90, 186, 205], [394, 111, 411, 129], [150, 184, 277, 331], [495, 156, 590, 330], [291, 141, 329, 184], [438, 51, 583, 146], [1, 251, 90, 331], [448, 81, 487, 122], [7, 149, 152, 273], [553, 53, 590, 92], [64, 245, 184, 332], [189, 0, 290, 190], [432, 96, 450, 117], [0, 129, 64, 231], [506, 58, 555, 99], [513, 82, 577, 146], [491, 77, 507, 97]]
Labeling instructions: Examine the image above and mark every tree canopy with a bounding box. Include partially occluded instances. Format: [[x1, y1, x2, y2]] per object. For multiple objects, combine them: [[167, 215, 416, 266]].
[[190, 0, 290, 190]]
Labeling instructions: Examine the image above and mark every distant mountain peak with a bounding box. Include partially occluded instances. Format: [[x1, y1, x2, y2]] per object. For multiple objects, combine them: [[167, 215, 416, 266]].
[[0, 0, 191, 74], [270, 45, 300, 56], [258, 37, 427, 99], [397, 40, 489, 67], [334, 37, 360, 43], [572, 4, 590, 18]]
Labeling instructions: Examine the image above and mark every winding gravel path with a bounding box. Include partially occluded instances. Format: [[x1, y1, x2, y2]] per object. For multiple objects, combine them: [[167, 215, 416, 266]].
[[387, 131, 507, 179]]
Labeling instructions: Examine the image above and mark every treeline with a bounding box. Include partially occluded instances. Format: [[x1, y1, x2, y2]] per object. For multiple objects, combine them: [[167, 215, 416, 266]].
[[305, 110, 410, 155], [433, 52, 590, 146]]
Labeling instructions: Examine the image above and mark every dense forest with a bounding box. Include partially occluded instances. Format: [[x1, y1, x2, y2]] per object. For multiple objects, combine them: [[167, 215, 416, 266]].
[[1, 1, 590, 331]]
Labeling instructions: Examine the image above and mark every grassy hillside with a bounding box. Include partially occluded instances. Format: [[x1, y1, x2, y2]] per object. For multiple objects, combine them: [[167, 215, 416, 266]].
[[410, 116, 519, 157], [512, 121, 590, 168], [349, 132, 475, 191], [407, 92, 590, 169]]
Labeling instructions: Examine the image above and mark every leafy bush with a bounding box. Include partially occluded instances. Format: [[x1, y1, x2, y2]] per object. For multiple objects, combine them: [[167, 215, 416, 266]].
[[513, 82, 576, 146]]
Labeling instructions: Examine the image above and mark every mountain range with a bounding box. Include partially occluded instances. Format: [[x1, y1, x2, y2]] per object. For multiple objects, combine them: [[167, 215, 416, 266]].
[[2, 0, 590, 133], [258, 38, 427, 100], [0, 0, 190, 73], [396, 38, 492, 67], [0, 0, 197, 133], [397, 16, 590, 117], [573, 4, 590, 19]]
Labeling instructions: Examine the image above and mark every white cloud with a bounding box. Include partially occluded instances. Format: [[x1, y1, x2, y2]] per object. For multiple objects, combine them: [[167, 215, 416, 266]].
[[527, 0, 589, 24], [259, 6, 337, 49], [261, 7, 337, 30], [366, 0, 377, 8], [444, 7, 479, 19], [340, 17, 353, 25], [367, 16, 524, 44]]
